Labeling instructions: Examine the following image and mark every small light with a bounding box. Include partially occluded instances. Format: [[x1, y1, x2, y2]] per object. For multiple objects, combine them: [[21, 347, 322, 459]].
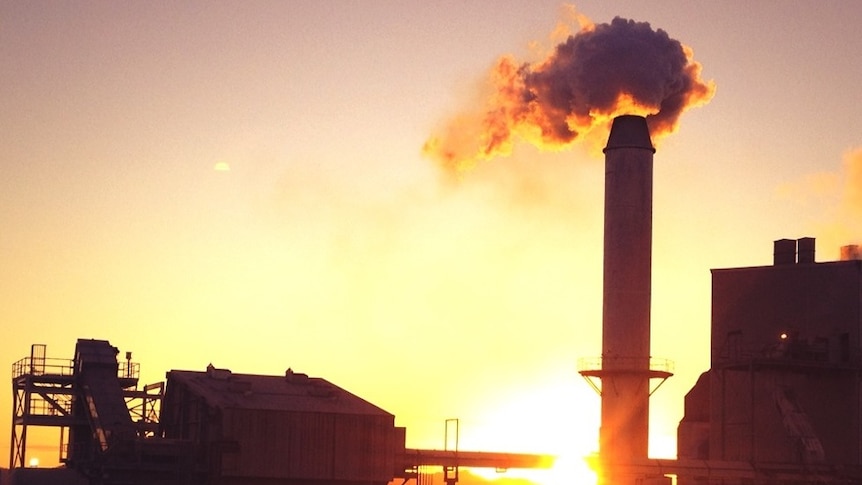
[[780, 333, 788, 340], [28, 457, 39, 467]]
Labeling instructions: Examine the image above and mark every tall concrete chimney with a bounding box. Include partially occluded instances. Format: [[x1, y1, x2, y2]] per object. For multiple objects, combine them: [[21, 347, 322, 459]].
[[600, 115, 655, 479]]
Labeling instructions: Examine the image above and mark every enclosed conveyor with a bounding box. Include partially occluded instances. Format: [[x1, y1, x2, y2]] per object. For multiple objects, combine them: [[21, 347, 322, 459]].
[[73, 339, 138, 454]]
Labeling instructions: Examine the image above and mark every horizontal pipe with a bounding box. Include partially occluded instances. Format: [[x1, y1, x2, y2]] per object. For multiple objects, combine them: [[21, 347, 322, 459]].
[[399, 448, 554, 469], [592, 457, 862, 481]]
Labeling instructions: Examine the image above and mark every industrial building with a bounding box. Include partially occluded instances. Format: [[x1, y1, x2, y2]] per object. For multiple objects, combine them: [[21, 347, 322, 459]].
[[675, 238, 862, 484], [159, 366, 404, 485], [8, 339, 549, 485]]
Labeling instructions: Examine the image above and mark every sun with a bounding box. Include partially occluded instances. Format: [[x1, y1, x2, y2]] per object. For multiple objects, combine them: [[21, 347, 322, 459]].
[[474, 451, 598, 485], [460, 375, 601, 485]]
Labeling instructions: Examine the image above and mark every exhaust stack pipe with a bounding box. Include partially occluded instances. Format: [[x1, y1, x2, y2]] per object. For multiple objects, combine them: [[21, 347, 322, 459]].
[[600, 114, 655, 472]]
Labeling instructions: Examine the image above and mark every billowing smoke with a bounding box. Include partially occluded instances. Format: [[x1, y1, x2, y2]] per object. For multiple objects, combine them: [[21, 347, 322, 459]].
[[424, 16, 716, 172]]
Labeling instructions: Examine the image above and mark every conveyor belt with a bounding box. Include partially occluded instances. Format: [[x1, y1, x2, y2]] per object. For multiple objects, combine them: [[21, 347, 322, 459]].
[[74, 339, 136, 452]]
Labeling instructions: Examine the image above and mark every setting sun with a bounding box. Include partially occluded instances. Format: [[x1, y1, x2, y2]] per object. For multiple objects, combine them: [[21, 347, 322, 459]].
[[455, 375, 599, 484]]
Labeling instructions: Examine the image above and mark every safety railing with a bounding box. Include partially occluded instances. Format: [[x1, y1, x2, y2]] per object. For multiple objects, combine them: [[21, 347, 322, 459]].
[[12, 357, 140, 380], [118, 361, 141, 380], [577, 356, 675, 374], [11, 357, 74, 379]]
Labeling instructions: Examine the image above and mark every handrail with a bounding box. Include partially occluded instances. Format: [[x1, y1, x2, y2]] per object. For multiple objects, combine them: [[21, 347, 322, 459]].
[[11, 357, 74, 379], [11, 357, 140, 380], [577, 356, 675, 374]]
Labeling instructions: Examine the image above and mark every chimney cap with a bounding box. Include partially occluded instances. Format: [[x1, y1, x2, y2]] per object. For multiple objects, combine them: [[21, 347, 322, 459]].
[[604, 115, 655, 153]]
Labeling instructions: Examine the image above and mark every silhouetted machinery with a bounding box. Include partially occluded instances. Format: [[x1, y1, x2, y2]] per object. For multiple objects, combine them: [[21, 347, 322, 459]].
[[9, 339, 550, 485], [11, 340, 191, 484]]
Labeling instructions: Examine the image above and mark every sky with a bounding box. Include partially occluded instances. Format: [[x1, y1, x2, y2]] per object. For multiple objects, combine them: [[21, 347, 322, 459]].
[[2, 1, 862, 483]]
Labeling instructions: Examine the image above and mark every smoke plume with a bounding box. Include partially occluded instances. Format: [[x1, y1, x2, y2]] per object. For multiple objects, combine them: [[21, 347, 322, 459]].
[[424, 16, 716, 172], [845, 148, 862, 215], [777, 147, 862, 254], [833, 148, 862, 243]]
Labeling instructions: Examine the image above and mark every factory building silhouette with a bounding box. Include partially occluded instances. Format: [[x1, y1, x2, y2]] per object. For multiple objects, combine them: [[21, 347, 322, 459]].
[[8, 115, 862, 484], [9, 339, 548, 485], [675, 237, 862, 484]]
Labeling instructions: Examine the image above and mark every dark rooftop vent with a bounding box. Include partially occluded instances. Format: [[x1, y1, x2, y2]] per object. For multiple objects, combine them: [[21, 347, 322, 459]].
[[797, 237, 816, 264], [206, 364, 232, 380], [774, 239, 797, 265], [285, 368, 310, 384], [773, 237, 816, 265]]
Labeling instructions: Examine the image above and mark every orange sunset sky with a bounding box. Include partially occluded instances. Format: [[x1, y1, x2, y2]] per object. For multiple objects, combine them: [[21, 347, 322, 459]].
[[2, 2, 862, 483]]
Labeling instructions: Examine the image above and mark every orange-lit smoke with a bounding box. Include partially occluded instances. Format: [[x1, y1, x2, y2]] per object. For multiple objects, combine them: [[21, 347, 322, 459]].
[[424, 16, 716, 172], [845, 148, 862, 215], [835, 148, 862, 244], [778, 147, 862, 253]]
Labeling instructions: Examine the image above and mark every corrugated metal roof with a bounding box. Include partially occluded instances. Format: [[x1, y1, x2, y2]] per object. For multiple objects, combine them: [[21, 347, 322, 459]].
[[166, 367, 393, 417]]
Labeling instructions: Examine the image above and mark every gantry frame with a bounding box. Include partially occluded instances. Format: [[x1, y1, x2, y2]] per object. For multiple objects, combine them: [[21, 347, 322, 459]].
[[9, 343, 160, 469]]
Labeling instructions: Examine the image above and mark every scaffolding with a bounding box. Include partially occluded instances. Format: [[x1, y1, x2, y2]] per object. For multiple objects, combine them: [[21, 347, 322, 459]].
[[9, 342, 161, 470]]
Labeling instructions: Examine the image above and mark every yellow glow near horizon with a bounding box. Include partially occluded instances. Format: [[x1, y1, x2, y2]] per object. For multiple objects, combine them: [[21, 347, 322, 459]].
[[454, 357, 681, 485], [472, 452, 598, 485], [457, 376, 600, 485], [4, 1, 862, 477]]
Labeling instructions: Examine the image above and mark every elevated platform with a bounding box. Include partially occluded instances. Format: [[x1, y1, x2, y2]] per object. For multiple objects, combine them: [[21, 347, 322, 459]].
[[577, 356, 674, 396]]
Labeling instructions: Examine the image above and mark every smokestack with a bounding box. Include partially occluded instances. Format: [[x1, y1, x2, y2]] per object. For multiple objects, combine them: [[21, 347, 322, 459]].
[[599, 115, 654, 473]]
